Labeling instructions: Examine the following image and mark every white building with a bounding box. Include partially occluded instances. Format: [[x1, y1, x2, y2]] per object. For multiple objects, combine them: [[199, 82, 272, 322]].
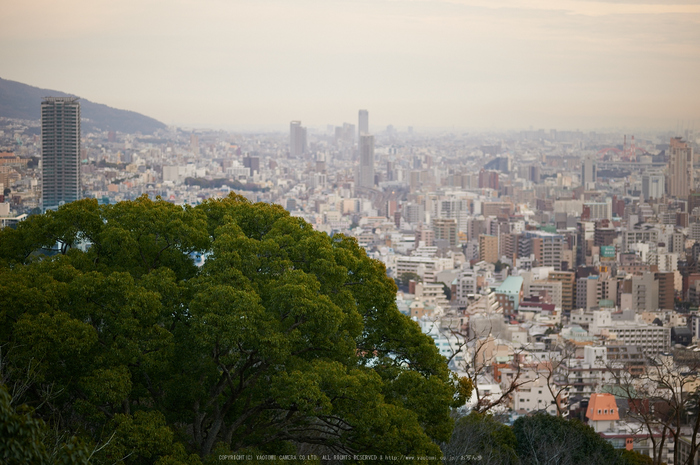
[[589, 310, 671, 355]]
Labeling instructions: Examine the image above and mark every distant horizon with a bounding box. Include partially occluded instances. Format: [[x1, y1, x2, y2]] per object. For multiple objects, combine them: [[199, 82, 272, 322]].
[[2, 75, 698, 137], [3, 0, 699, 135]]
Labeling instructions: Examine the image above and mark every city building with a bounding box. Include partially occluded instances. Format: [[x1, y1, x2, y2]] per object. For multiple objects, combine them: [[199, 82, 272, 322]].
[[549, 271, 576, 315], [479, 234, 499, 264], [358, 109, 368, 138], [589, 310, 671, 354], [495, 276, 524, 314], [41, 97, 81, 210], [581, 157, 597, 188], [667, 137, 693, 198], [642, 174, 665, 201], [289, 121, 307, 157], [631, 272, 659, 313], [356, 134, 375, 189], [528, 232, 564, 270], [432, 218, 458, 248]]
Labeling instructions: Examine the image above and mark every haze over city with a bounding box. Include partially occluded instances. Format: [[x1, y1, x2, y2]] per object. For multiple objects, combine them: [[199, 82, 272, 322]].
[[6, 0, 700, 462], [2, 0, 700, 131]]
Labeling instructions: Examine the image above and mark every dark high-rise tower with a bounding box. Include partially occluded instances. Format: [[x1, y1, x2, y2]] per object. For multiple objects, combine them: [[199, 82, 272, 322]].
[[41, 97, 81, 210]]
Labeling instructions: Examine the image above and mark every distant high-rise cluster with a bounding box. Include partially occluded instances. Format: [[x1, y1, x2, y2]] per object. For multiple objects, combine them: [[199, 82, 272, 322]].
[[289, 121, 307, 157], [334, 123, 355, 146], [41, 97, 81, 210]]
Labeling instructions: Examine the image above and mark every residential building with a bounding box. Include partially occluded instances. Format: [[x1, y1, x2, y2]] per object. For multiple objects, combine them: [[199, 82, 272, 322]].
[[42, 96, 81, 209], [479, 234, 499, 264], [433, 218, 458, 248], [667, 137, 693, 198]]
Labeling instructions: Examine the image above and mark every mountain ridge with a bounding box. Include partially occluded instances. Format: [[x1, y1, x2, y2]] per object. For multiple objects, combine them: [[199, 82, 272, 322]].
[[0, 77, 167, 134]]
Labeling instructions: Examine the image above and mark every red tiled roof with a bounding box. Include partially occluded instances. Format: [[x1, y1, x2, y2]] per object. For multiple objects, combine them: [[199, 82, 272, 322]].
[[586, 393, 620, 421]]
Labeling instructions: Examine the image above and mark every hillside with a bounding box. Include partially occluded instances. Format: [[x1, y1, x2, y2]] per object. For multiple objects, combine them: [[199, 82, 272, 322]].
[[0, 77, 167, 134]]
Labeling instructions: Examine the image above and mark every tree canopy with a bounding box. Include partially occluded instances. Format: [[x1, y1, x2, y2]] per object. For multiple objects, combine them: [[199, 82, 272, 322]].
[[0, 194, 464, 463], [513, 413, 622, 465]]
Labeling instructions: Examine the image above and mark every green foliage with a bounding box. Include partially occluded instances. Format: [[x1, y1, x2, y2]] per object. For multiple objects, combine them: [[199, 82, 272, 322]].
[[442, 412, 518, 465], [0, 194, 460, 462], [395, 271, 421, 292], [0, 384, 90, 465], [442, 283, 452, 301], [513, 413, 620, 465], [619, 449, 654, 465]]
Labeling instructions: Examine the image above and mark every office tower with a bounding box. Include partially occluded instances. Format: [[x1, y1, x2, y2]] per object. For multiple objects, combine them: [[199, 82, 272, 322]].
[[478, 169, 499, 190], [581, 157, 597, 187], [667, 137, 693, 198], [403, 203, 425, 225], [632, 272, 659, 312], [415, 224, 435, 248], [358, 109, 368, 138], [549, 271, 575, 315], [357, 134, 375, 188], [243, 156, 260, 174], [343, 123, 355, 144], [583, 200, 612, 221], [432, 218, 458, 248], [530, 233, 564, 271], [479, 234, 499, 264], [289, 121, 307, 157], [655, 272, 675, 311], [42, 97, 81, 210], [642, 174, 665, 201]]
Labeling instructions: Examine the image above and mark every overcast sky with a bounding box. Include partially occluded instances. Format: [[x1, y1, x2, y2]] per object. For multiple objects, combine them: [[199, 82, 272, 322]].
[[2, 0, 699, 131]]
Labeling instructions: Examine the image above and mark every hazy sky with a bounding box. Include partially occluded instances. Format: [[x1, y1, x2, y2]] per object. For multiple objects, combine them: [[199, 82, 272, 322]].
[[2, 0, 700, 131]]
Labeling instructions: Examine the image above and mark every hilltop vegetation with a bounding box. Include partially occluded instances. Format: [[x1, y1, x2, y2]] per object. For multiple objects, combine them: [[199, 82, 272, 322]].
[[0, 194, 659, 464], [0, 77, 166, 134], [0, 194, 464, 463]]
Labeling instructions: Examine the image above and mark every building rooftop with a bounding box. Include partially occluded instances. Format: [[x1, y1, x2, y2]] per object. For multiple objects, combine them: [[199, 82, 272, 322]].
[[496, 276, 524, 294], [587, 393, 620, 422]]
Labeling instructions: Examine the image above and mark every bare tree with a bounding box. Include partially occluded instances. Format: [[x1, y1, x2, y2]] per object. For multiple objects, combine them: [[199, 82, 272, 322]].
[[610, 352, 700, 465], [540, 342, 577, 417], [425, 313, 536, 414]]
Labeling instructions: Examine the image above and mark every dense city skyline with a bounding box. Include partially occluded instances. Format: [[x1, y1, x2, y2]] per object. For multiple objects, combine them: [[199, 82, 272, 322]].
[[2, 0, 700, 131]]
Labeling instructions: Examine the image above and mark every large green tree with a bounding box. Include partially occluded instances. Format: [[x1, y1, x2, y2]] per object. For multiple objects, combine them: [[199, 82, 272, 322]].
[[513, 413, 623, 465], [441, 412, 518, 465], [0, 194, 464, 462]]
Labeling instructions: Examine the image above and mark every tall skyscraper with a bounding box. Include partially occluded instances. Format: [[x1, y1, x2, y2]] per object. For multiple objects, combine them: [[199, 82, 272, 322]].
[[357, 134, 375, 188], [667, 137, 693, 198], [581, 157, 597, 188], [41, 97, 81, 210], [289, 121, 307, 158], [358, 109, 368, 139]]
